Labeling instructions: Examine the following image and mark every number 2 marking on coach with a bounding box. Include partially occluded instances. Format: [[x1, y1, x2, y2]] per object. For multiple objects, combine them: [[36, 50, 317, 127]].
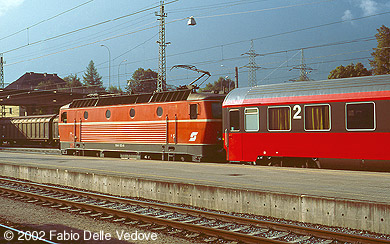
[[293, 105, 302, 119], [189, 132, 198, 142]]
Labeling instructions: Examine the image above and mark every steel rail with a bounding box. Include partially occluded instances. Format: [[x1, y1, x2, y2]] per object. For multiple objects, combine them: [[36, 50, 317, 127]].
[[0, 177, 388, 244], [0, 182, 283, 243]]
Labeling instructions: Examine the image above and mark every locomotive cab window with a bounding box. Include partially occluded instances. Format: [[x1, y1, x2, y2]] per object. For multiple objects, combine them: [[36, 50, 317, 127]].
[[245, 108, 259, 132], [268, 106, 291, 131], [346, 102, 375, 131], [61, 112, 67, 123], [229, 109, 240, 132], [190, 104, 198, 119], [304, 104, 330, 131]]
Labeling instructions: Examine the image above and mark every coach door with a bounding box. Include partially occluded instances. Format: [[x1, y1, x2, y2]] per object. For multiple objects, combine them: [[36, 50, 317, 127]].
[[227, 109, 242, 161]]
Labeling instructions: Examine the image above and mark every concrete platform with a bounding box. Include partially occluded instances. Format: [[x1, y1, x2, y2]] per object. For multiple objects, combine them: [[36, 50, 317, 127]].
[[0, 151, 389, 234]]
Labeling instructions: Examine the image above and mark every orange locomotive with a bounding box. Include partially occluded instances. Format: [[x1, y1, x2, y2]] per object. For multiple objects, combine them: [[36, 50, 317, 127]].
[[59, 89, 226, 162]]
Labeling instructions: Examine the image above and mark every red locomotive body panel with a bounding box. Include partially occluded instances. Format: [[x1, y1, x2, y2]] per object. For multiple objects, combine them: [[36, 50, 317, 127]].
[[223, 75, 390, 170], [59, 90, 225, 161]]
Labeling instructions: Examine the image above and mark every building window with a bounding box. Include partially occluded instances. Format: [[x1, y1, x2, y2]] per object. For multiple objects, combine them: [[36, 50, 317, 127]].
[[346, 102, 375, 130], [190, 104, 198, 119], [130, 108, 135, 118], [84, 111, 88, 120], [229, 109, 240, 131], [105, 110, 111, 119], [305, 104, 330, 131], [268, 106, 291, 131], [245, 108, 259, 132], [156, 106, 163, 117]]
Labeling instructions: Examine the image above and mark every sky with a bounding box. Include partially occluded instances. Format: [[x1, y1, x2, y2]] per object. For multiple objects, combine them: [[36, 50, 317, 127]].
[[0, 0, 389, 89]]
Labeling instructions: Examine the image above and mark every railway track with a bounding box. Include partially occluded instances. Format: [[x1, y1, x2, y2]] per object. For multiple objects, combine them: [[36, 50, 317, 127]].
[[0, 177, 388, 243]]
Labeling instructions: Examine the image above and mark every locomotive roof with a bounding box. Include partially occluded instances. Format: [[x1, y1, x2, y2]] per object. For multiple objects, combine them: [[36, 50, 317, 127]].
[[68, 89, 225, 108], [223, 74, 390, 106]]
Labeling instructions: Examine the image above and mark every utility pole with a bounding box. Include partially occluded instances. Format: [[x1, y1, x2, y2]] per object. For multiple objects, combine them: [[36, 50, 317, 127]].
[[290, 49, 313, 81], [156, 0, 169, 92], [242, 40, 261, 87], [0, 53, 5, 117]]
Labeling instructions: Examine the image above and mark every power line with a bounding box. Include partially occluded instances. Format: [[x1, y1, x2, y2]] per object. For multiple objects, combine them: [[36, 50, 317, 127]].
[[4, 24, 158, 67], [4, 1, 388, 83], [167, 0, 271, 13], [8, 15, 156, 63], [194, 0, 334, 20], [0, 0, 95, 42], [166, 11, 389, 59], [2, 1, 179, 55]]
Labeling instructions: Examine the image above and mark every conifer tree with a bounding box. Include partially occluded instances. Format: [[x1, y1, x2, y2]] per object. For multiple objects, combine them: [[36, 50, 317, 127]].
[[83, 60, 103, 88]]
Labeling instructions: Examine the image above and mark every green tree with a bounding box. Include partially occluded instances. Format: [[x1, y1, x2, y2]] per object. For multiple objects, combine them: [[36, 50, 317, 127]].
[[83, 60, 103, 88], [369, 25, 390, 75], [328, 62, 371, 79], [107, 85, 123, 94], [63, 74, 82, 88], [201, 77, 235, 93], [36, 79, 61, 90], [126, 68, 157, 94]]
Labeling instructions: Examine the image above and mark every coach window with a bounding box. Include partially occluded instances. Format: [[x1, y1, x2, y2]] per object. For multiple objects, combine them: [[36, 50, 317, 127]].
[[268, 106, 291, 131], [84, 111, 88, 120], [105, 109, 111, 119], [190, 104, 198, 119], [229, 109, 240, 132], [245, 108, 259, 132], [304, 104, 330, 131], [346, 102, 375, 131], [130, 108, 135, 118]]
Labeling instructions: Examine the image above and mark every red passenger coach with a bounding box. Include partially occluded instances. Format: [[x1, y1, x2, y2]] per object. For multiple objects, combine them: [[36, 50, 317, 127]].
[[59, 89, 225, 162], [223, 74, 390, 170]]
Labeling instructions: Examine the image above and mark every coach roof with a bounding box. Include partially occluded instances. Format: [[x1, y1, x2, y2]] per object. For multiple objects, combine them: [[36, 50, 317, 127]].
[[223, 74, 390, 106]]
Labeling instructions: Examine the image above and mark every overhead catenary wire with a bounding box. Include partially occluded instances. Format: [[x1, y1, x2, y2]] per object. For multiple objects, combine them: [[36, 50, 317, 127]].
[[0, 0, 95, 42], [7, 14, 156, 63], [4, 1, 388, 87], [1, 0, 178, 55], [193, 0, 335, 20], [5, 2, 386, 66], [167, 0, 271, 13], [3, 0, 340, 58]]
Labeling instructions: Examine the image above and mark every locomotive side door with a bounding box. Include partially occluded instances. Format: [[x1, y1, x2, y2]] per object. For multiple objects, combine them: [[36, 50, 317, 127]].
[[73, 111, 82, 144], [227, 109, 242, 161]]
